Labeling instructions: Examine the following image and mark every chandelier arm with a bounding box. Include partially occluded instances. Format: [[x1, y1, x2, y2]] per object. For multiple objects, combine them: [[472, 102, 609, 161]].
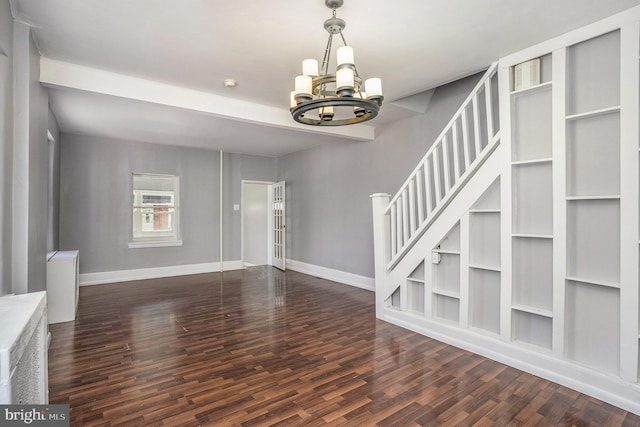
[[320, 34, 333, 77]]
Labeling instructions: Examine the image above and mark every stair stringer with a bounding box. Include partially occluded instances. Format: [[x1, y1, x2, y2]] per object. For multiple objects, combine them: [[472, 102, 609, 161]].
[[381, 141, 503, 301]]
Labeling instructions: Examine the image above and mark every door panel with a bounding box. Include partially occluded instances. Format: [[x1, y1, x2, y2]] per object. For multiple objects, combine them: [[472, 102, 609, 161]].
[[271, 181, 286, 270]]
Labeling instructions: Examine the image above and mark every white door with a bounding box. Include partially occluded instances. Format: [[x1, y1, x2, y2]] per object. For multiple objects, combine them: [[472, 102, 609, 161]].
[[271, 181, 286, 271], [242, 182, 269, 266]]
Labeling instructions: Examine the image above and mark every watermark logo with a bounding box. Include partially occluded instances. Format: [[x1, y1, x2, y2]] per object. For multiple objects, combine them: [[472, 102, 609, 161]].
[[1, 405, 69, 426]]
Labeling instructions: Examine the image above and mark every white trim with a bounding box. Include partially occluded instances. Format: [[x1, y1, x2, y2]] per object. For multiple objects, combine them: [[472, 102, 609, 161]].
[[619, 21, 640, 382], [381, 308, 640, 416], [285, 259, 374, 292], [79, 261, 244, 286], [551, 47, 567, 359], [128, 240, 183, 249], [220, 151, 223, 272]]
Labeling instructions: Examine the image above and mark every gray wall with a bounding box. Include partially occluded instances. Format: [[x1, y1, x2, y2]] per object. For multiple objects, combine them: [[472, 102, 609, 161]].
[[0, 0, 13, 296], [277, 73, 483, 278], [222, 152, 277, 261], [11, 21, 50, 294], [59, 135, 277, 273]]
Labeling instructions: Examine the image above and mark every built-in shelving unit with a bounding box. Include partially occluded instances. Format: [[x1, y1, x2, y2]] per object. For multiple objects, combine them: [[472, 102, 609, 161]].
[[375, 9, 640, 414], [469, 180, 501, 335], [509, 53, 554, 350], [432, 222, 461, 324], [564, 30, 621, 374]]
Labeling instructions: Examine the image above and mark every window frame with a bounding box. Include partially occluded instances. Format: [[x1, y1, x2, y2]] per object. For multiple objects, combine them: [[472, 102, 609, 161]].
[[128, 173, 182, 249]]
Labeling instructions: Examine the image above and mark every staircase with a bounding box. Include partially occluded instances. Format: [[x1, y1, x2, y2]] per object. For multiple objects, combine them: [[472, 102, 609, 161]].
[[370, 10, 640, 415], [372, 62, 500, 304]]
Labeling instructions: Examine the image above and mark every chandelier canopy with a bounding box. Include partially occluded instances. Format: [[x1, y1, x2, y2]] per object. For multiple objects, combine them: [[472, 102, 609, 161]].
[[290, 0, 383, 126]]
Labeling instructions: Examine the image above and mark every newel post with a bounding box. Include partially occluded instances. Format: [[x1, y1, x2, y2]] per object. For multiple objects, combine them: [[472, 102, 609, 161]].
[[370, 193, 391, 319]]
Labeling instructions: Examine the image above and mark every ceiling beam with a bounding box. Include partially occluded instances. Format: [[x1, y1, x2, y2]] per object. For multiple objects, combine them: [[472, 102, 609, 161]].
[[39, 57, 375, 142]]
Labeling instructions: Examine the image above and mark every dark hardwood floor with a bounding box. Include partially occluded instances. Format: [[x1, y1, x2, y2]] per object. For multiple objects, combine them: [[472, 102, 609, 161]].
[[48, 267, 640, 426]]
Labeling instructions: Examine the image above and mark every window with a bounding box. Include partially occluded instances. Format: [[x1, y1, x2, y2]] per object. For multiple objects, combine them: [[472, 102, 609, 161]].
[[129, 173, 182, 248]]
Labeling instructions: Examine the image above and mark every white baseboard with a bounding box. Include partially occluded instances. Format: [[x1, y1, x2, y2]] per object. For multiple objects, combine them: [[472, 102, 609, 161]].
[[382, 309, 640, 417], [285, 259, 374, 291], [79, 260, 244, 286]]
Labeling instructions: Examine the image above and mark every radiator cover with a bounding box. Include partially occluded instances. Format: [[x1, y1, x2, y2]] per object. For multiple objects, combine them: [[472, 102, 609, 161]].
[[0, 291, 48, 404]]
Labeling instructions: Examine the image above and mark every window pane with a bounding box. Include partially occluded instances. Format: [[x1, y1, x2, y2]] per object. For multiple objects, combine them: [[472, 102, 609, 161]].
[[132, 174, 179, 243]]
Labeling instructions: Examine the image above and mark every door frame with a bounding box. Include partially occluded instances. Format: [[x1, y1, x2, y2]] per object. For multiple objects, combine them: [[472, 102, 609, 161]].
[[240, 180, 273, 267]]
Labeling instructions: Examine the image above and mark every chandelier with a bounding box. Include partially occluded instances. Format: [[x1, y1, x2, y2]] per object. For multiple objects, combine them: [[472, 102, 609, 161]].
[[290, 0, 383, 126]]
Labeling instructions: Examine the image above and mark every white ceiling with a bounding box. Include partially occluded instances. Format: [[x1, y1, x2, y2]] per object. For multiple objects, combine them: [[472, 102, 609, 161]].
[[11, 0, 640, 156]]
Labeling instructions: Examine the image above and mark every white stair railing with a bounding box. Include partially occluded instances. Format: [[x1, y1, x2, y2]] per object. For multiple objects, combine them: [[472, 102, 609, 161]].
[[384, 63, 500, 269]]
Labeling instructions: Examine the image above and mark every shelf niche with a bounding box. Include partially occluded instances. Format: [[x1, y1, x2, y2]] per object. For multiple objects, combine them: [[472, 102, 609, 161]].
[[433, 222, 460, 295], [470, 269, 501, 334], [511, 83, 552, 162], [432, 222, 461, 322], [513, 310, 552, 350], [387, 286, 401, 309], [566, 112, 620, 198], [434, 294, 460, 324], [565, 280, 620, 375], [468, 179, 501, 334], [566, 30, 620, 116], [566, 199, 620, 285], [407, 262, 425, 315], [512, 237, 553, 311], [512, 162, 553, 235]]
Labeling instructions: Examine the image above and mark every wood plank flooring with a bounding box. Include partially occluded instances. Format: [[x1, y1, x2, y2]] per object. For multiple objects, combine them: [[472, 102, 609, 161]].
[[48, 267, 640, 426]]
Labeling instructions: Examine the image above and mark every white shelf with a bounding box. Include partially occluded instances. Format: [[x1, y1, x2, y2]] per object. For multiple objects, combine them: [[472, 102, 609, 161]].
[[512, 304, 553, 318], [510, 81, 552, 96], [469, 209, 501, 213], [408, 261, 425, 282], [512, 233, 553, 239], [565, 276, 620, 289], [565, 106, 620, 121], [511, 158, 553, 166], [469, 263, 501, 273], [566, 195, 620, 201], [432, 288, 460, 299]]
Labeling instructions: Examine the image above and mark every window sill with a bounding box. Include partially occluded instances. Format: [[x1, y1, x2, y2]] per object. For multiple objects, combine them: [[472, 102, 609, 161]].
[[128, 240, 183, 249]]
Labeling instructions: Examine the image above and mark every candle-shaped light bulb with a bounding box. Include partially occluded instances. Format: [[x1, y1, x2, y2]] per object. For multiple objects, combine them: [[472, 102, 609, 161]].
[[320, 105, 334, 121], [294, 75, 312, 96], [365, 78, 383, 97], [337, 46, 354, 66], [336, 68, 354, 90], [289, 91, 297, 108], [302, 59, 319, 77]]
